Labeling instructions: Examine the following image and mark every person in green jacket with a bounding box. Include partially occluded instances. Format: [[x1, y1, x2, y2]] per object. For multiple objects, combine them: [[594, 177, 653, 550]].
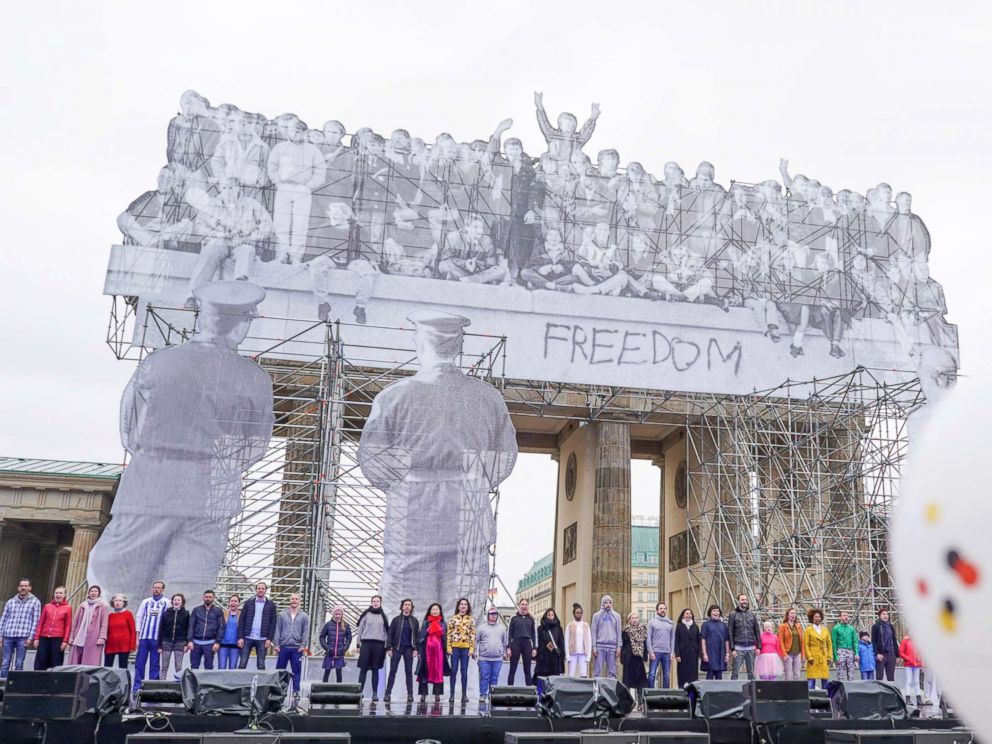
[[831, 611, 859, 681]]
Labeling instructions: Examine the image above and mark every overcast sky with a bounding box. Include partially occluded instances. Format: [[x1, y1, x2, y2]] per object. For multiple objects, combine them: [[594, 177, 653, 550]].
[[2, 0, 990, 599]]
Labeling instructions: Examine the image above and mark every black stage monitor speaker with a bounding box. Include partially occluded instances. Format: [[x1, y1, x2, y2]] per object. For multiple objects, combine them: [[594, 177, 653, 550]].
[[309, 682, 362, 706], [743, 679, 810, 723], [505, 735, 640, 743], [827, 680, 909, 721], [810, 688, 832, 718], [825, 733, 974, 744], [642, 689, 691, 718], [179, 669, 290, 715], [636, 735, 711, 743], [685, 680, 748, 720], [492, 685, 539, 708], [1, 670, 89, 721], [136, 679, 183, 705], [537, 676, 635, 719]]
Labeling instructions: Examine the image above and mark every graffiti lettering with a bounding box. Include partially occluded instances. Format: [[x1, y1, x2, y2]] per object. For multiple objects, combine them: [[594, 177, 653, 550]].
[[544, 322, 742, 377]]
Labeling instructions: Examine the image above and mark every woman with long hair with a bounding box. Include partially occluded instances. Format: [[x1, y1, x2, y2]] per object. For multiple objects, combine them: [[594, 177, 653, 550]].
[[68, 585, 109, 665], [447, 597, 475, 703], [217, 595, 241, 670], [534, 608, 565, 696], [777, 607, 804, 681], [621, 611, 649, 708], [415, 603, 450, 703], [674, 608, 700, 688], [356, 595, 389, 701]]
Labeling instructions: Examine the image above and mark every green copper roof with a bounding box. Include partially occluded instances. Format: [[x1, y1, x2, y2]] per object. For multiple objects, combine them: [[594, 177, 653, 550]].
[[0, 457, 123, 479]]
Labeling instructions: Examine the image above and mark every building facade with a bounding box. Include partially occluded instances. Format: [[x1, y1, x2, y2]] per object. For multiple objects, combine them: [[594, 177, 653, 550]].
[[0, 457, 120, 602], [515, 554, 553, 619]]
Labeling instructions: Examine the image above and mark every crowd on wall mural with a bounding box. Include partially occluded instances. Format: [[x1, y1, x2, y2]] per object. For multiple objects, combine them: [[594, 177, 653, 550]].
[[118, 90, 953, 359]]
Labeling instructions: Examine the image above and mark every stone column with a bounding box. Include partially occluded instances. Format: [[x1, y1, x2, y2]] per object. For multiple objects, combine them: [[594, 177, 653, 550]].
[[653, 458, 666, 604], [591, 422, 631, 614], [65, 524, 101, 600]]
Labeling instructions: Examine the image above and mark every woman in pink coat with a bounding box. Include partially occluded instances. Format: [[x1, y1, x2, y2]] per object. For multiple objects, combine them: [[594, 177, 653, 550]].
[[68, 585, 110, 665]]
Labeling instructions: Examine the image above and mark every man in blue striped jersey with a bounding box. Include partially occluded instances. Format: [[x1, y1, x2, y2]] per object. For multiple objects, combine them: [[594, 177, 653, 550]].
[[133, 581, 168, 692]]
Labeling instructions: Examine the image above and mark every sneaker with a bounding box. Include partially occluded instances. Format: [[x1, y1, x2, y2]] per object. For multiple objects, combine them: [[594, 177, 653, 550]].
[[383, 694, 391, 703], [461, 694, 469, 703], [371, 694, 378, 703], [406, 694, 413, 703]]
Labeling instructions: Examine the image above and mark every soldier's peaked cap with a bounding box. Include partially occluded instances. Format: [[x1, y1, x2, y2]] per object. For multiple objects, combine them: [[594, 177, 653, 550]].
[[407, 308, 471, 333], [193, 280, 266, 312]]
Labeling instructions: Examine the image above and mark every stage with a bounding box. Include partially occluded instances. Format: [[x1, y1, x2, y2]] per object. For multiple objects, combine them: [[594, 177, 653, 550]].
[[0, 702, 972, 744]]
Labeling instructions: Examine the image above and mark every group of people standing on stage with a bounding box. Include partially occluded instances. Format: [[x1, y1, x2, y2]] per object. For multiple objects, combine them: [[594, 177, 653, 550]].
[[0, 579, 312, 705]]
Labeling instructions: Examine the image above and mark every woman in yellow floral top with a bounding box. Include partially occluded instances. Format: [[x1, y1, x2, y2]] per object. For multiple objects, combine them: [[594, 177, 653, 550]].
[[446, 597, 476, 703]]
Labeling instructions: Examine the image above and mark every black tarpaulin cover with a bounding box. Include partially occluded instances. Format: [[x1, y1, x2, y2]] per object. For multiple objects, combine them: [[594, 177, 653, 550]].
[[827, 679, 909, 720], [537, 675, 635, 718], [179, 669, 290, 715], [58, 665, 130, 715]]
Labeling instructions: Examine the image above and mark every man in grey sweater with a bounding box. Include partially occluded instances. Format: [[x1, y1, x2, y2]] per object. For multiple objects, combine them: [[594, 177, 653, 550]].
[[591, 594, 623, 678], [646, 602, 675, 688], [273, 594, 310, 702], [476, 607, 508, 702]]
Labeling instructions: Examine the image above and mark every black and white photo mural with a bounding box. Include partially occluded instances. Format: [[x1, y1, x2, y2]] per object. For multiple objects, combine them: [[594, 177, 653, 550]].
[[107, 91, 958, 396]]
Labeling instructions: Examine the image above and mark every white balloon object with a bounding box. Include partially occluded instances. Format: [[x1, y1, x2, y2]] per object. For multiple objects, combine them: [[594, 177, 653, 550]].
[[892, 374, 988, 733]]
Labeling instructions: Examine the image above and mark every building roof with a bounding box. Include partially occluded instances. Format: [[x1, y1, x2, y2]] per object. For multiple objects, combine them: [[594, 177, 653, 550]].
[[632, 524, 659, 567], [517, 553, 553, 593], [0, 457, 123, 480]]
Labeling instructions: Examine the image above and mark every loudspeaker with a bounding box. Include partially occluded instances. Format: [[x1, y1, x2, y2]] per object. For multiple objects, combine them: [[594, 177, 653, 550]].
[[637, 735, 711, 744], [1, 671, 88, 721], [827, 680, 909, 721], [642, 689, 691, 718], [809, 689, 831, 718], [504, 735, 641, 743], [686, 680, 748, 720], [491, 685, 539, 708], [824, 732, 973, 744], [309, 682, 362, 706], [743, 680, 810, 723], [136, 680, 183, 706], [537, 676, 635, 719]]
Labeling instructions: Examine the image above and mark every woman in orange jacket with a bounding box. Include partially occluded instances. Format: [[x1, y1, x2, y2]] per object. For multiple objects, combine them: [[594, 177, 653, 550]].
[[777, 608, 804, 681]]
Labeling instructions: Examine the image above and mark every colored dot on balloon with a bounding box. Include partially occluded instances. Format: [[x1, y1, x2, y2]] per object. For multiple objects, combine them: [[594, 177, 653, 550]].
[[940, 598, 957, 633], [925, 503, 940, 523], [947, 549, 980, 587], [916, 579, 928, 597]]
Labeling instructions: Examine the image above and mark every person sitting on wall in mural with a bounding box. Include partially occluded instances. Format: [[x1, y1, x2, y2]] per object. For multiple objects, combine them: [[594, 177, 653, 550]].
[[571, 221, 651, 297], [167, 90, 216, 175], [534, 91, 600, 165], [209, 107, 270, 200], [437, 216, 510, 284], [518, 228, 577, 290], [118, 164, 197, 251], [267, 114, 326, 265], [183, 177, 272, 303], [643, 241, 715, 304]]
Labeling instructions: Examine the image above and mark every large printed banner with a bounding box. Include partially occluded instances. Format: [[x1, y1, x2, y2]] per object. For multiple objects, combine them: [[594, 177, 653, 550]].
[[108, 91, 959, 395]]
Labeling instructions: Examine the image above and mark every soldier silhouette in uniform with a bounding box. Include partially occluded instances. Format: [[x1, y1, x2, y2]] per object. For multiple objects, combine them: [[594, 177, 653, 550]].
[[358, 309, 517, 619], [87, 281, 274, 605]]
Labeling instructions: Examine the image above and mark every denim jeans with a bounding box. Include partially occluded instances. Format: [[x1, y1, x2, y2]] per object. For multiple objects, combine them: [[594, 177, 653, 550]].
[[731, 649, 756, 680], [189, 643, 216, 669], [809, 678, 827, 690], [648, 653, 671, 688], [450, 646, 470, 697], [861, 671, 874, 680], [1, 636, 28, 679], [217, 646, 239, 669], [239, 638, 268, 669], [478, 659, 502, 698], [276, 646, 303, 694], [134, 638, 161, 690]]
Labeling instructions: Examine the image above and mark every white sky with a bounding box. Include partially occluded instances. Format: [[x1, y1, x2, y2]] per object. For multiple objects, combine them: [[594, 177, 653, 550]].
[[2, 0, 990, 599]]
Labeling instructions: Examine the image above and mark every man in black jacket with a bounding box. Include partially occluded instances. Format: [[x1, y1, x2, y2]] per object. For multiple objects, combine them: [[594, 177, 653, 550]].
[[237, 582, 278, 669], [506, 598, 537, 685], [186, 590, 225, 669], [727, 594, 761, 680], [384, 598, 420, 703]]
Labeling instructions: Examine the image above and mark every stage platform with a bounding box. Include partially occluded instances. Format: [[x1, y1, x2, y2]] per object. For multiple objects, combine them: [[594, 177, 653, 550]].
[[0, 702, 972, 744]]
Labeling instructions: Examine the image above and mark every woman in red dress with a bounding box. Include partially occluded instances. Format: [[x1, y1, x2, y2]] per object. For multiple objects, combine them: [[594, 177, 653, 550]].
[[105, 593, 137, 668], [415, 603, 450, 704]]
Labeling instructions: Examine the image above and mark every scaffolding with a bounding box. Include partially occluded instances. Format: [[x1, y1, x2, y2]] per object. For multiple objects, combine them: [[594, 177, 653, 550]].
[[106, 297, 916, 634], [105, 300, 506, 641]]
